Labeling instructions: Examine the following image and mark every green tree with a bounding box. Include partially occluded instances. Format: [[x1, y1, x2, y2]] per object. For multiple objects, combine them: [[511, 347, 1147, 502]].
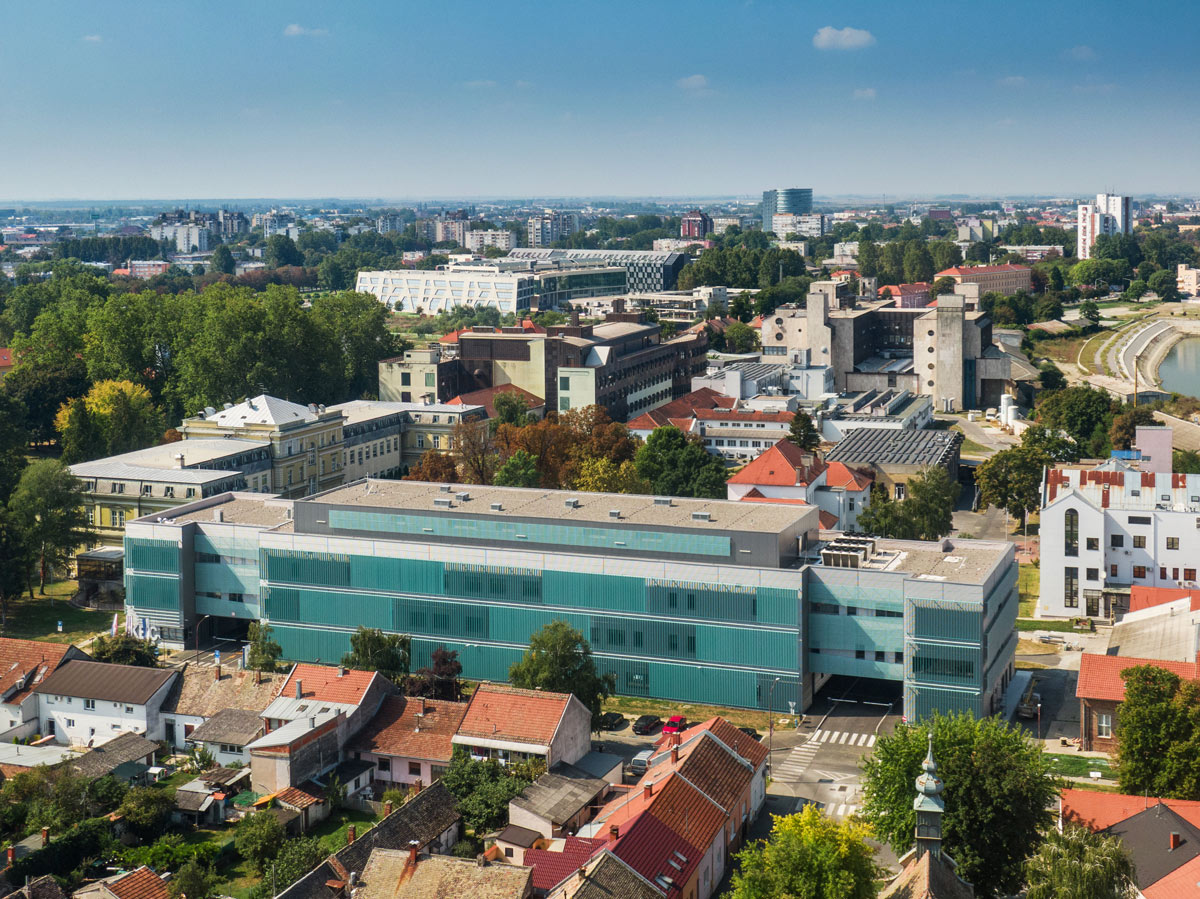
[[0, 510, 34, 628], [317, 255, 351, 290], [902, 241, 935, 283], [509, 619, 616, 726], [440, 746, 546, 833], [247, 836, 326, 899], [1148, 268, 1179, 301], [210, 244, 235, 275], [493, 391, 531, 427], [724, 320, 759, 353], [856, 240, 880, 278], [1175, 449, 1200, 473], [1109, 405, 1156, 451], [234, 810, 286, 873], [1023, 824, 1136, 899], [861, 712, 1058, 899], [8, 460, 93, 593], [90, 634, 160, 667], [0, 394, 29, 504], [1115, 665, 1200, 798], [929, 241, 962, 273], [309, 290, 402, 399], [264, 234, 303, 268], [170, 857, 219, 899], [494, 449, 540, 488], [1020, 424, 1080, 463], [247, 622, 282, 672], [342, 626, 410, 682], [118, 787, 175, 840], [1036, 385, 1115, 451], [1122, 279, 1148, 301], [786, 411, 820, 453], [1079, 300, 1101, 325], [57, 396, 102, 464], [633, 427, 728, 498], [857, 468, 959, 541], [728, 805, 879, 899], [975, 446, 1047, 527]]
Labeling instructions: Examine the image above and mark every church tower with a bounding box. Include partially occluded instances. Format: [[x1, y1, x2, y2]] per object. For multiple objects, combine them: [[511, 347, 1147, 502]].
[[913, 733, 945, 859]]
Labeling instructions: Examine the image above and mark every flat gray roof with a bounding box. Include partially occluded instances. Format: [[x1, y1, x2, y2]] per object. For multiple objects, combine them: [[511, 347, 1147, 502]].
[[820, 537, 1010, 584], [1109, 604, 1200, 662], [70, 438, 267, 484], [825, 427, 961, 467], [310, 479, 816, 534], [135, 493, 296, 529]]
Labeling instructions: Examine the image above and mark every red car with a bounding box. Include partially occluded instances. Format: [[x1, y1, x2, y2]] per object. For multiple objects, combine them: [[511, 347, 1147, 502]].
[[662, 715, 687, 734]]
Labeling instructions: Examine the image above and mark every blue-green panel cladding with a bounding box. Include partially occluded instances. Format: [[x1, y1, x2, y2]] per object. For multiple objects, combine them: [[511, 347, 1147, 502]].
[[126, 573, 180, 611], [125, 538, 179, 573]]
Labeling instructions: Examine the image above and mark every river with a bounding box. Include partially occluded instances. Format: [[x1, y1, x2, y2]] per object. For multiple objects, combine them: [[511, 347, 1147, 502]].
[[1158, 336, 1200, 399]]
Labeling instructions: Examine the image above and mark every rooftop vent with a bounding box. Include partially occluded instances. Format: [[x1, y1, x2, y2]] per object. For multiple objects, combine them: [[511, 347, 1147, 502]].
[[439, 484, 453, 493], [564, 499, 580, 509], [433, 497, 454, 508], [820, 536, 879, 569], [490, 502, 503, 512], [691, 511, 711, 522], [654, 497, 673, 506], [223, 402, 233, 410], [609, 510, 621, 519], [456, 492, 470, 501]]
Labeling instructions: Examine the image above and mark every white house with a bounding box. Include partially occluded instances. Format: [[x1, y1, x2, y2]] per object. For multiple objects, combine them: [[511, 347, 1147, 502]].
[[350, 695, 468, 789], [451, 682, 592, 768], [33, 661, 178, 747], [1039, 461, 1200, 619], [0, 638, 89, 741]]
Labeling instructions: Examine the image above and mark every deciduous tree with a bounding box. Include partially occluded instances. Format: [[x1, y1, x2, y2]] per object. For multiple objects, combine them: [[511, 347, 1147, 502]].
[[169, 858, 219, 899], [8, 460, 93, 593], [235, 810, 286, 873], [342, 626, 410, 682], [1024, 824, 1136, 899], [91, 634, 160, 667], [404, 451, 459, 483], [509, 620, 615, 726], [406, 645, 464, 701], [493, 449, 540, 488], [1115, 665, 1200, 798], [247, 622, 282, 672], [786, 411, 820, 452], [634, 427, 727, 498]]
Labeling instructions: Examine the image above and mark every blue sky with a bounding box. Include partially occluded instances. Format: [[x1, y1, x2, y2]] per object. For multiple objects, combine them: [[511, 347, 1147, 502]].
[[1, 0, 1197, 201]]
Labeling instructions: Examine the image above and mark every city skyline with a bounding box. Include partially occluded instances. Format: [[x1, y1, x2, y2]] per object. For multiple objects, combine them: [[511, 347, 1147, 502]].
[[2, 0, 1199, 199]]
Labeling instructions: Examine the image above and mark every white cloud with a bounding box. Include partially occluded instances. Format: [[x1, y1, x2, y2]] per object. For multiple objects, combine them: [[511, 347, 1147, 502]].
[[1066, 44, 1096, 61], [676, 74, 709, 91], [81, 34, 102, 42], [812, 26, 876, 50], [997, 75, 1026, 87], [282, 24, 327, 37], [464, 79, 498, 89], [853, 87, 876, 101]]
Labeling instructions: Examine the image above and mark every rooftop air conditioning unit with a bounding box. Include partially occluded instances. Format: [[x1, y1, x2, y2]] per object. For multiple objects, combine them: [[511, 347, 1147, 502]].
[[609, 510, 622, 519], [692, 511, 711, 522], [439, 484, 453, 493], [564, 499, 580, 509], [433, 497, 453, 508], [490, 503, 503, 511]]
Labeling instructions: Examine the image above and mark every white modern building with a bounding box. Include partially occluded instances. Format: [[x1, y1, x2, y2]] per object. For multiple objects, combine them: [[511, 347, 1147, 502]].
[[356, 265, 535, 314], [465, 230, 515, 253], [150, 223, 209, 254], [1076, 193, 1132, 259], [771, 213, 827, 239], [1039, 459, 1200, 620]]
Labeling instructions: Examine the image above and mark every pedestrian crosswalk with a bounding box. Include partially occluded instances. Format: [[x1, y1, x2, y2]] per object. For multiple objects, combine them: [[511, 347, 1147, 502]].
[[771, 729, 879, 781], [827, 803, 858, 819], [814, 729, 877, 748]]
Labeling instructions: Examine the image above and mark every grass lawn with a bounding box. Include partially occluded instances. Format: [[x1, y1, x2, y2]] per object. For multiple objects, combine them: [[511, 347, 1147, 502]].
[[950, 426, 993, 459], [312, 809, 381, 855], [2, 581, 116, 644], [1046, 753, 1113, 778], [151, 769, 197, 798], [603, 695, 772, 732], [1018, 564, 1039, 617], [1064, 779, 1122, 793], [1017, 638, 1058, 656], [1016, 618, 1079, 633], [1016, 660, 1049, 670], [181, 828, 261, 899]]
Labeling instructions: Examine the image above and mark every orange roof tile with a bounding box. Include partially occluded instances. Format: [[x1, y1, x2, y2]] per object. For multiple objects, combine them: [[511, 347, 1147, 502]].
[[1128, 586, 1200, 613], [1076, 654, 1199, 703], [279, 664, 378, 705], [727, 439, 825, 487], [1062, 788, 1200, 832], [447, 383, 544, 418], [936, 263, 1031, 277], [627, 388, 737, 431], [276, 784, 325, 810], [676, 716, 768, 770], [456, 682, 573, 747], [351, 695, 468, 764], [0, 638, 78, 706], [825, 461, 873, 491], [612, 774, 724, 889], [0, 348, 13, 369], [1142, 853, 1200, 898], [107, 867, 169, 899]]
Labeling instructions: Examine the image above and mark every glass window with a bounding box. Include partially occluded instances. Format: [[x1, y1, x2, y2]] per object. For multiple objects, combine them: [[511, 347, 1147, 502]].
[[425, 372, 435, 387], [409, 762, 421, 776], [1111, 535, 1124, 548], [1087, 568, 1099, 581], [1168, 537, 1180, 550], [1133, 535, 1146, 549], [1064, 509, 1079, 557], [1187, 569, 1197, 581], [560, 376, 570, 391], [1097, 713, 1113, 738], [1063, 567, 1079, 608], [1133, 565, 1147, 579], [1087, 538, 1099, 551]]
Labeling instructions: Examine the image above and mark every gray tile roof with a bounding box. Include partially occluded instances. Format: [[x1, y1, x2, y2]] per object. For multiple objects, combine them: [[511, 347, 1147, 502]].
[[186, 708, 265, 746], [33, 660, 176, 706], [70, 732, 158, 779], [825, 427, 962, 468]]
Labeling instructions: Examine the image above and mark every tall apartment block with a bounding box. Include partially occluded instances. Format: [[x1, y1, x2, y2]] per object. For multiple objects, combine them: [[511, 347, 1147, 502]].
[[761, 188, 813, 233], [680, 210, 713, 239], [123, 483, 1016, 719], [1076, 193, 1132, 259]]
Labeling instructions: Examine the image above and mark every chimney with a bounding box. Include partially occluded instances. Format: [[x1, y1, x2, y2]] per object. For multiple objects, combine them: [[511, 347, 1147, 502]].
[[1171, 832, 1182, 851], [419, 696, 426, 713], [347, 825, 356, 845], [608, 824, 619, 842], [643, 783, 652, 800], [41, 827, 48, 847], [5, 846, 13, 866], [295, 679, 303, 699], [570, 310, 581, 327], [671, 745, 679, 764], [384, 800, 393, 817], [408, 840, 420, 866], [338, 665, 346, 678]]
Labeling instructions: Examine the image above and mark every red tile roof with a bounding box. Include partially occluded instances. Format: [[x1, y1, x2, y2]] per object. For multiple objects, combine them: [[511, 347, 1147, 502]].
[[676, 717, 769, 770], [1128, 586, 1200, 613], [456, 682, 572, 747], [350, 695, 468, 764], [524, 836, 607, 892], [936, 263, 1031, 277], [1142, 854, 1200, 898], [691, 409, 794, 424], [276, 784, 325, 810], [626, 388, 736, 430], [106, 867, 169, 899], [825, 461, 873, 491], [1062, 788, 1200, 832], [279, 664, 378, 705], [1076, 654, 1199, 703], [0, 348, 13, 369], [613, 774, 724, 891], [727, 439, 824, 487], [878, 282, 931, 297], [0, 639, 78, 706], [447, 384, 544, 418]]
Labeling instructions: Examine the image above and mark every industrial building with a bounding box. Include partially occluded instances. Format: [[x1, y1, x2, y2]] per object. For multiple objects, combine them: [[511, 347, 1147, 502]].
[[123, 481, 1017, 720]]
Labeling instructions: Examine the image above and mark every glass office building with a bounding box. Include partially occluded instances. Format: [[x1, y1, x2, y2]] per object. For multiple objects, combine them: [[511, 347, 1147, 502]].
[[124, 482, 1015, 718], [762, 188, 814, 233]]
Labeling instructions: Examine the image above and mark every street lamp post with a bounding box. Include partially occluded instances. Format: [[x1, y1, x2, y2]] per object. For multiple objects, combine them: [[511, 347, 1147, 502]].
[[193, 614, 211, 663], [767, 677, 782, 773], [1037, 702, 1042, 742]]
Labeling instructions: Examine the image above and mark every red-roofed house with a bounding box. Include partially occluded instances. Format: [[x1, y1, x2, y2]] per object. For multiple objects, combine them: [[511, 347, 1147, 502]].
[[878, 282, 932, 308], [935, 263, 1031, 295], [523, 836, 608, 894], [75, 866, 170, 899], [1128, 585, 1200, 614], [1076, 652, 1200, 751], [452, 683, 592, 768], [726, 440, 871, 530], [0, 638, 88, 741], [350, 695, 468, 788], [0, 348, 14, 380], [447, 383, 545, 420], [626, 388, 736, 435]]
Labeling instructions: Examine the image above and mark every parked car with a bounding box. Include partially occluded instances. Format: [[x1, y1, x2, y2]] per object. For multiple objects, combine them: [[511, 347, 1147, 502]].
[[599, 712, 625, 731], [630, 749, 654, 775], [662, 715, 687, 734], [632, 714, 662, 735]]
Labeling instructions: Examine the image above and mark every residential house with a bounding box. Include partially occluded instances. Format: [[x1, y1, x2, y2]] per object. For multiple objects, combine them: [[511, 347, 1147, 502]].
[[624, 388, 735, 435], [276, 782, 461, 899], [4, 875, 65, 899], [0, 348, 14, 381], [356, 847, 532, 899], [173, 766, 251, 826], [1061, 788, 1200, 899], [452, 683, 592, 768], [521, 837, 608, 896], [544, 851, 662, 899], [68, 732, 160, 784], [726, 440, 841, 528], [187, 708, 268, 766], [33, 661, 178, 746], [73, 867, 169, 899], [0, 639, 89, 741], [349, 695, 468, 791], [248, 663, 394, 795], [160, 662, 285, 755], [508, 754, 622, 839], [1076, 652, 1198, 752]]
